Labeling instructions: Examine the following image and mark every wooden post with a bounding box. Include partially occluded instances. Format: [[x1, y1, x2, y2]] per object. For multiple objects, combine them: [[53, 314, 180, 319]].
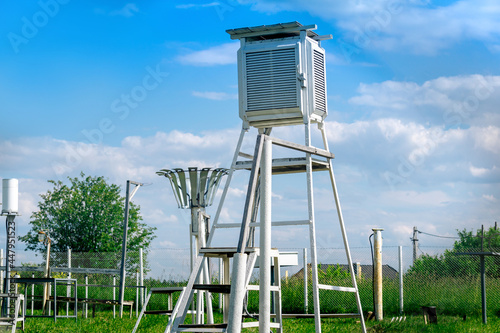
[[373, 228, 384, 321]]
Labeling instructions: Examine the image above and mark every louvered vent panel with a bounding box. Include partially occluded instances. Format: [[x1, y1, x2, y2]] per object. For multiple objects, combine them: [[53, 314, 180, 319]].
[[246, 48, 297, 112], [313, 50, 326, 113]]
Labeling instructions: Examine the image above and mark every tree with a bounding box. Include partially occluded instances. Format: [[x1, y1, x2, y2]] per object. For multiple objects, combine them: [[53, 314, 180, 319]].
[[407, 224, 500, 277], [20, 173, 156, 270]]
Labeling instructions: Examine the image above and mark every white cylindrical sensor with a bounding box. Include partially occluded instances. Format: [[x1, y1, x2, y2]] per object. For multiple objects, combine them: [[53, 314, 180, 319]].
[[2, 178, 19, 214]]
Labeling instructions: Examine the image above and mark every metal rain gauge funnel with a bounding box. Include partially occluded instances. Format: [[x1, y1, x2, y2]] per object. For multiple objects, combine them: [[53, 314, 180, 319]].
[[157, 167, 228, 247], [156, 167, 228, 323]]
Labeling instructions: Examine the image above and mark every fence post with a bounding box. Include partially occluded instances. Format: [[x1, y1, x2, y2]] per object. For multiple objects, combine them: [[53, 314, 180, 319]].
[[303, 248, 308, 314], [31, 273, 34, 315], [0, 249, 3, 294], [139, 248, 144, 308], [113, 275, 116, 318], [219, 258, 223, 312], [85, 275, 88, 319], [67, 248, 71, 316], [136, 270, 139, 317], [373, 228, 383, 321], [399, 246, 403, 315]]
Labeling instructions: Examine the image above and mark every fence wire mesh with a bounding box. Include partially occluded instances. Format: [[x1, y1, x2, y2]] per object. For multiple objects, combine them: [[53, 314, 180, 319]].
[[6, 245, 500, 317]]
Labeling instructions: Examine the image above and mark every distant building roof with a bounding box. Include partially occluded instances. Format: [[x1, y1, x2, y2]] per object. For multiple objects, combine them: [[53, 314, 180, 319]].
[[292, 263, 399, 280]]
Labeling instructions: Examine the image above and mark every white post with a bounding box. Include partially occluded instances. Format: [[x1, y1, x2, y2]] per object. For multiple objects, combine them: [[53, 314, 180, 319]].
[[139, 248, 144, 307], [399, 246, 403, 315], [373, 228, 384, 321], [136, 270, 139, 317], [0, 249, 3, 294], [219, 258, 223, 312], [113, 276, 116, 318], [67, 248, 71, 315], [303, 248, 308, 314], [31, 273, 34, 314], [259, 136, 272, 332], [85, 275, 88, 318]]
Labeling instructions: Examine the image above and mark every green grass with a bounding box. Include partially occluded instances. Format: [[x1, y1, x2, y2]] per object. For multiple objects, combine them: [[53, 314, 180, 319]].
[[20, 311, 500, 332]]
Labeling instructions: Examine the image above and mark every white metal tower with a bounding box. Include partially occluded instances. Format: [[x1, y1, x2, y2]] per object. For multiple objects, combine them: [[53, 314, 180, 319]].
[[164, 22, 366, 333]]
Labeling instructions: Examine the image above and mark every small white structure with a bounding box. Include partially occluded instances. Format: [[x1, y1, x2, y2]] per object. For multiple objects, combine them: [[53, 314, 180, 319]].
[[2, 179, 18, 215], [227, 21, 330, 128]]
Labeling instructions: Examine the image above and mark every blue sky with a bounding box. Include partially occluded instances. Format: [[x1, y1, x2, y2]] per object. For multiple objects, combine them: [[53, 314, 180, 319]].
[[1, 1, 499, 263]]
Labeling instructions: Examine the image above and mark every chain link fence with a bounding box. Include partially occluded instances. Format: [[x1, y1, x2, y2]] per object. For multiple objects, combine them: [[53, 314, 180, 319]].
[[7, 245, 500, 318]]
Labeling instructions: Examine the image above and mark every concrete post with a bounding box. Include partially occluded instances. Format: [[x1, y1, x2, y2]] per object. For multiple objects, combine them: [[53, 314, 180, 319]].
[[373, 228, 383, 321]]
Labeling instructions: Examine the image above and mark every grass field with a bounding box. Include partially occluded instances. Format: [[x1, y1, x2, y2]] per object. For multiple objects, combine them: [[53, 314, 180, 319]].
[[20, 311, 500, 332]]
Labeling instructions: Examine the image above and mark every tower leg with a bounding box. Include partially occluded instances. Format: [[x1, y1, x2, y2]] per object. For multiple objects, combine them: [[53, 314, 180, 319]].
[[305, 121, 322, 333], [319, 122, 367, 333], [259, 135, 272, 332], [207, 126, 247, 247]]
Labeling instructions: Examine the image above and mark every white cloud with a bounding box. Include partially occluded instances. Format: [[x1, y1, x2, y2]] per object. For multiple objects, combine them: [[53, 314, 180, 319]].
[[176, 2, 220, 9], [192, 91, 238, 100], [470, 165, 489, 177], [244, 0, 500, 54], [349, 75, 500, 126], [482, 194, 497, 202], [110, 3, 139, 17], [177, 42, 239, 66], [471, 125, 500, 154]]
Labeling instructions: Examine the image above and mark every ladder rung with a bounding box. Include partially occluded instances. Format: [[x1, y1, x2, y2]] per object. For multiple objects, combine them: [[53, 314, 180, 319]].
[[246, 285, 280, 292], [150, 287, 184, 294], [193, 284, 231, 293], [177, 323, 227, 332], [198, 247, 259, 257], [143, 310, 173, 315], [281, 313, 361, 319], [241, 322, 281, 328], [318, 284, 357, 292], [234, 157, 330, 174], [214, 220, 310, 229]]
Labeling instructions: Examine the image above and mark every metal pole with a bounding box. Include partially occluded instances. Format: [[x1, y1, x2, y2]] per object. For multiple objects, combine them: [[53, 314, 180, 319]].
[[0, 249, 3, 294], [42, 236, 51, 315], [136, 270, 139, 317], [139, 248, 144, 307], [373, 228, 383, 321], [305, 123, 321, 333], [113, 276, 116, 318], [412, 227, 419, 264], [303, 248, 308, 314], [117, 180, 142, 318], [119, 180, 131, 318], [398, 245, 403, 315], [31, 273, 35, 314], [4, 215, 15, 317], [480, 225, 487, 324], [67, 248, 71, 315], [219, 258, 223, 312], [259, 135, 272, 333], [319, 122, 366, 332], [85, 275, 88, 318]]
